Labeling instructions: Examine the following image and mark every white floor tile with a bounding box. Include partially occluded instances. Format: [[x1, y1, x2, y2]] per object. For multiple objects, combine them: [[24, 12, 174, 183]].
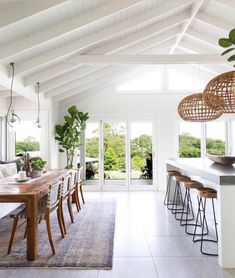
[[98, 258, 158, 278]]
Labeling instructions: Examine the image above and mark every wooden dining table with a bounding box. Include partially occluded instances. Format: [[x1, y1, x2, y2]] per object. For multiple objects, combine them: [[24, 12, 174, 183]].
[[0, 170, 67, 261]]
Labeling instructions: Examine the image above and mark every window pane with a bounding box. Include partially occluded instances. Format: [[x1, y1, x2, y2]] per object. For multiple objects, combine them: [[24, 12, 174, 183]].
[[103, 122, 126, 185], [168, 65, 212, 91], [179, 122, 201, 158], [130, 122, 152, 185], [117, 67, 162, 91], [15, 121, 41, 156], [206, 122, 226, 155], [85, 123, 99, 183]]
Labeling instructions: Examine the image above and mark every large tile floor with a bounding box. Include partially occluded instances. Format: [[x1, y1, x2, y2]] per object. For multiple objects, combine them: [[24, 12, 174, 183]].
[[1, 191, 235, 278]]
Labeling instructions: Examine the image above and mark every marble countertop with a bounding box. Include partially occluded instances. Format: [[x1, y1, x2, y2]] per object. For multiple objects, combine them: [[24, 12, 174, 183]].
[[166, 158, 235, 185]]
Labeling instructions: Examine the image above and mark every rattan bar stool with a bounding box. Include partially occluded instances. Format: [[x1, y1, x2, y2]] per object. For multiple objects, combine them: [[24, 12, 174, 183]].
[[164, 170, 181, 206], [193, 187, 218, 256], [179, 181, 207, 235], [171, 175, 191, 219]]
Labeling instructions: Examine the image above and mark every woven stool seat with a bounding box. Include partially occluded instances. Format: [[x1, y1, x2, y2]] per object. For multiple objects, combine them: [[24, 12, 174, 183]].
[[198, 189, 217, 199], [166, 170, 181, 177], [173, 175, 191, 182], [183, 181, 203, 189]]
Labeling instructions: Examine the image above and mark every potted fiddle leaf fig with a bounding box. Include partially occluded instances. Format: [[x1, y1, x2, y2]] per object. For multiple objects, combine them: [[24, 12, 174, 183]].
[[218, 28, 235, 66], [55, 106, 89, 169]]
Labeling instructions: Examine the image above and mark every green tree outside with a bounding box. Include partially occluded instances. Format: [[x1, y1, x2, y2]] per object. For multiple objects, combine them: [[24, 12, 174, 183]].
[[16, 136, 40, 154], [179, 132, 225, 157]]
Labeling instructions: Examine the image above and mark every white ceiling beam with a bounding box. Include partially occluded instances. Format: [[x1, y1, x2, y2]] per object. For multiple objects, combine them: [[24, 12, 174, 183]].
[[42, 28, 180, 93], [170, 1, 204, 54], [0, 0, 65, 30], [53, 66, 141, 102], [215, 0, 235, 9], [195, 11, 234, 31], [46, 66, 130, 98], [0, 0, 143, 61], [40, 66, 99, 93], [176, 45, 231, 74], [179, 39, 218, 53], [119, 28, 180, 54], [14, 0, 190, 76], [0, 64, 50, 106], [26, 13, 188, 88], [51, 41, 189, 102], [186, 29, 220, 48], [60, 54, 226, 65]]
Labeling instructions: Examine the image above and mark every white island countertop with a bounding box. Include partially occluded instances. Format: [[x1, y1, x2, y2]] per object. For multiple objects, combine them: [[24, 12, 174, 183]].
[[166, 158, 235, 185]]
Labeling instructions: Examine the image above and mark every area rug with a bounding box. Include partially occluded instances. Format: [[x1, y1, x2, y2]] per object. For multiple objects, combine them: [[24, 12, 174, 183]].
[[0, 199, 116, 269]]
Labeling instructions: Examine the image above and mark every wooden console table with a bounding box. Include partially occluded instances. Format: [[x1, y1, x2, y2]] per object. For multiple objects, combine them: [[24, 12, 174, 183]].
[[0, 170, 66, 261]]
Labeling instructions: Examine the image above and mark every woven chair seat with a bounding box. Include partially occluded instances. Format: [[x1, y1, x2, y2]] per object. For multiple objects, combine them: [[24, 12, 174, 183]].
[[10, 199, 57, 220]]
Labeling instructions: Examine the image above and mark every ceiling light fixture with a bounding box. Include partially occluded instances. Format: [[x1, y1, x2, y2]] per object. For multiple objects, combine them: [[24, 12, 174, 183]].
[[7, 62, 20, 128], [178, 93, 223, 122], [35, 82, 41, 128], [203, 71, 235, 113]]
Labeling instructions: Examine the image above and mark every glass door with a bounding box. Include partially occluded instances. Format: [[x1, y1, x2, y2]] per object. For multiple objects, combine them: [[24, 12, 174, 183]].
[[130, 122, 153, 186], [103, 121, 127, 187], [84, 122, 100, 186]]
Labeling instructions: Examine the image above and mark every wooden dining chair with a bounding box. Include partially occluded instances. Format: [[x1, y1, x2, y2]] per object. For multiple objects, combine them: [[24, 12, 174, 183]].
[[78, 167, 85, 204], [7, 180, 63, 255], [70, 170, 81, 212], [60, 174, 74, 235]]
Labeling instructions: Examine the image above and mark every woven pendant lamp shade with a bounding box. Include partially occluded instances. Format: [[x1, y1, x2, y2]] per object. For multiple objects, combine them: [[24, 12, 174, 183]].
[[178, 93, 223, 122], [203, 71, 235, 113]]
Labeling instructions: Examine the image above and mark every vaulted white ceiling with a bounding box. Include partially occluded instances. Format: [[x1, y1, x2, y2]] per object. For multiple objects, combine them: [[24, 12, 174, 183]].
[[0, 0, 234, 105]]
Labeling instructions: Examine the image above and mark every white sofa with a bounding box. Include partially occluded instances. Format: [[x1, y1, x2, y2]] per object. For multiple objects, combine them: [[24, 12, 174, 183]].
[[0, 162, 20, 218]]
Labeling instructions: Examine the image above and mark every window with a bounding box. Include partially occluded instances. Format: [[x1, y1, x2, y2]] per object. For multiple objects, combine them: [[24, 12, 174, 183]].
[[205, 122, 226, 155], [15, 121, 41, 156], [116, 67, 162, 91], [178, 122, 201, 158], [168, 65, 212, 91]]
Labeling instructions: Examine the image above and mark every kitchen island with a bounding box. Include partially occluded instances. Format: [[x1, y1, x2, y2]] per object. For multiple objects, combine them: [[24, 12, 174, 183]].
[[166, 158, 235, 268]]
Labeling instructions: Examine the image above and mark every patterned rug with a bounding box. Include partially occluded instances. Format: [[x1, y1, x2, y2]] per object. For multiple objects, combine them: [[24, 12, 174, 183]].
[[0, 199, 116, 269]]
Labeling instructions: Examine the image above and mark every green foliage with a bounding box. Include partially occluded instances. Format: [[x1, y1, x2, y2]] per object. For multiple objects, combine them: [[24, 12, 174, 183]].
[[16, 136, 40, 154], [31, 159, 46, 170], [218, 28, 235, 66], [55, 106, 89, 169], [104, 148, 119, 171], [179, 133, 225, 158], [179, 133, 201, 158]]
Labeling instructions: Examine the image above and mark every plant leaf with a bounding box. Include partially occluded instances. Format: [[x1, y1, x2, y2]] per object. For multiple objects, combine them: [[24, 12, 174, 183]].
[[229, 28, 235, 43], [59, 149, 64, 153], [218, 38, 233, 47], [221, 47, 235, 56], [228, 54, 235, 62]]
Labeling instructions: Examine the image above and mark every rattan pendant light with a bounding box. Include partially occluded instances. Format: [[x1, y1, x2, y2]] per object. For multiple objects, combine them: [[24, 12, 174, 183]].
[[203, 71, 235, 113], [178, 93, 223, 122]]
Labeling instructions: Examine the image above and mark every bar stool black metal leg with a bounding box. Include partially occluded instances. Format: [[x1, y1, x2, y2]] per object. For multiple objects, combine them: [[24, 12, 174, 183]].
[[164, 175, 171, 205], [192, 197, 209, 239], [200, 198, 218, 256]]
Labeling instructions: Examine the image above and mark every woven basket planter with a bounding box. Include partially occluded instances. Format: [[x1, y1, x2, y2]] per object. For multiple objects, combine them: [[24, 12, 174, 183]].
[[178, 93, 223, 122], [203, 71, 235, 113]]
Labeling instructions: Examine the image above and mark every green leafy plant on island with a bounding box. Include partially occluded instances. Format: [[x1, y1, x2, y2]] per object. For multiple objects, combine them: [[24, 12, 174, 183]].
[[218, 28, 235, 66], [55, 106, 89, 169], [31, 159, 47, 170]]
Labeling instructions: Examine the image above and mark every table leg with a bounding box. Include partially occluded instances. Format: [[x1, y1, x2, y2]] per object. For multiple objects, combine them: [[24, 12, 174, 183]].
[[26, 195, 38, 261]]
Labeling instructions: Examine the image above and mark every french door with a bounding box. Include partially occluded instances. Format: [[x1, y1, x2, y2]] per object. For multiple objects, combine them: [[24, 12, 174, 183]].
[[83, 120, 155, 189]]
